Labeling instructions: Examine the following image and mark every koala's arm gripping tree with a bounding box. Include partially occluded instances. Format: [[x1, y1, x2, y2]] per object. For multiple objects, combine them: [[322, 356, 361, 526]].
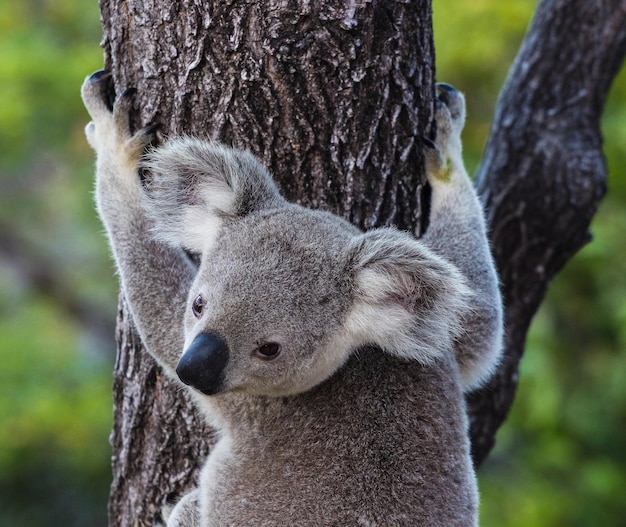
[[95, 0, 625, 524], [82, 74, 194, 376], [422, 86, 502, 391]]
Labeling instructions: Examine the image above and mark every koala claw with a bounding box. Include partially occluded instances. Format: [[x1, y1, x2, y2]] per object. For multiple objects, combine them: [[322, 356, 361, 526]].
[[421, 135, 445, 178], [424, 83, 466, 182], [82, 69, 115, 115], [81, 70, 157, 189], [88, 68, 110, 81], [111, 89, 158, 154], [436, 83, 465, 125], [420, 136, 437, 151]]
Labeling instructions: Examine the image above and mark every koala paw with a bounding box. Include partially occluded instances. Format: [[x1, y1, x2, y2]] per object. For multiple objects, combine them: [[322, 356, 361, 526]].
[[423, 83, 466, 183], [81, 70, 157, 174]]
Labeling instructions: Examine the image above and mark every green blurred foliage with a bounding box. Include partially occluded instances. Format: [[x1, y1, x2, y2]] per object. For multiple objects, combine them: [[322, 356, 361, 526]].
[[0, 1, 113, 526], [0, 0, 623, 525]]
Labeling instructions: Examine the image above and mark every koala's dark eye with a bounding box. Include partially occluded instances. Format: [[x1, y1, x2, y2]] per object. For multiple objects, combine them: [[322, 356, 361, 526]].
[[192, 295, 205, 319], [255, 342, 281, 361]]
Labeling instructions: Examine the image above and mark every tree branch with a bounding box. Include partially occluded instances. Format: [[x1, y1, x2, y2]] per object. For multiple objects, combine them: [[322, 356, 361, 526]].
[[469, 0, 626, 465]]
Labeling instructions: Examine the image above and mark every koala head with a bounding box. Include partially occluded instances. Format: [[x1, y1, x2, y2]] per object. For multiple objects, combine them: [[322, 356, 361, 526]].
[[143, 139, 471, 398]]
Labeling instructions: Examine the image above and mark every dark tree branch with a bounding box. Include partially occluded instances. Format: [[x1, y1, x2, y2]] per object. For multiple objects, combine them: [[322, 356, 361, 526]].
[[469, 0, 626, 465]]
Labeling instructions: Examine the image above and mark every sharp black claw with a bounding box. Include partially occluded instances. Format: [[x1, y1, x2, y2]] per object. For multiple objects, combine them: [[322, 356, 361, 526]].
[[86, 69, 115, 111], [120, 87, 137, 100], [89, 69, 110, 83], [437, 83, 457, 94], [420, 136, 437, 150], [436, 83, 460, 108], [143, 123, 161, 136]]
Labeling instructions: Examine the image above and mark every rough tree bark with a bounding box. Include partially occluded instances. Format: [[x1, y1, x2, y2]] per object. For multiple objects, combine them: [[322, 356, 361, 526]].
[[95, 0, 626, 524], [102, 2, 435, 525]]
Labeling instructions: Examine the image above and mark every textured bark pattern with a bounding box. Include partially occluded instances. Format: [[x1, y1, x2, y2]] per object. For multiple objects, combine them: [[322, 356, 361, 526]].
[[101, 2, 435, 525], [110, 298, 215, 526], [100, 0, 434, 230], [468, 0, 626, 464]]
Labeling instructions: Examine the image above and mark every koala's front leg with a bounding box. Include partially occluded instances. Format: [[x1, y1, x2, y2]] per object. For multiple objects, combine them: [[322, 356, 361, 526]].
[[422, 84, 503, 390], [81, 71, 195, 375]]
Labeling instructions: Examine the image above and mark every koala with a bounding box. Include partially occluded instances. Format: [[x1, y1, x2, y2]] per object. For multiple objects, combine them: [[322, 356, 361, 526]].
[[82, 70, 502, 527]]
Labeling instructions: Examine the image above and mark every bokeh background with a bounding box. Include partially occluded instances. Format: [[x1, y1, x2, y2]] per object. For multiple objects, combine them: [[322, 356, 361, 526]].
[[0, 1, 624, 526]]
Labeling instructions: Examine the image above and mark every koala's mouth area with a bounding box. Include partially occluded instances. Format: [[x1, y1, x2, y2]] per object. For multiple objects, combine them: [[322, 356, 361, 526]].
[[176, 332, 229, 395]]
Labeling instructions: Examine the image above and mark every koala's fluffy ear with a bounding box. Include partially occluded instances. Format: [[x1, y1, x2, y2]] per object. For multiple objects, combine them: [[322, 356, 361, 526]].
[[344, 229, 473, 364], [142, 138, 284, 253]]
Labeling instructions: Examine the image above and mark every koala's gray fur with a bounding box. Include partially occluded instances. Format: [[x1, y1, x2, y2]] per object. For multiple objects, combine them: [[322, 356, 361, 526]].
[[82, 70, 502, 527]]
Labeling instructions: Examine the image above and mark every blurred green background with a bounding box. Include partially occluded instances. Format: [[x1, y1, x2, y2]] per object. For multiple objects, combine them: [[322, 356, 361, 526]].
[[0, 0, 623, 525]]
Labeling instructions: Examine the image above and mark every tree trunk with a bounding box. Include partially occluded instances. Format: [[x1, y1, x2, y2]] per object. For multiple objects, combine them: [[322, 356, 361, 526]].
[[101, 2, 435, 525], [98, 0, 625, 524]]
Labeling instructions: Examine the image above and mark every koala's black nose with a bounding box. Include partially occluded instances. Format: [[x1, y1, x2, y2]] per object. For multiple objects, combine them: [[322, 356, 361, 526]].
[[176, 332, 229, 395]]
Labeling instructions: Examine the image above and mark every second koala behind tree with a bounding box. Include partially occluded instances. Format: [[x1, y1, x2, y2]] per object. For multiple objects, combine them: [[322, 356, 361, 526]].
[[82, 71, 503, 527]]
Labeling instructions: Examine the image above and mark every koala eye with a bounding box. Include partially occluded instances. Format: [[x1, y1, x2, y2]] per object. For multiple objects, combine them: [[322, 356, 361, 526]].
[[192, 294, 205, 319], [254, 342, 281, 361]]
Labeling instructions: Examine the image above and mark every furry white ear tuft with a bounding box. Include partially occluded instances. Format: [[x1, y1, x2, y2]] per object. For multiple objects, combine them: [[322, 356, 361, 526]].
[[142, 138, 284, 253], [344, 228, 473, 364]]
